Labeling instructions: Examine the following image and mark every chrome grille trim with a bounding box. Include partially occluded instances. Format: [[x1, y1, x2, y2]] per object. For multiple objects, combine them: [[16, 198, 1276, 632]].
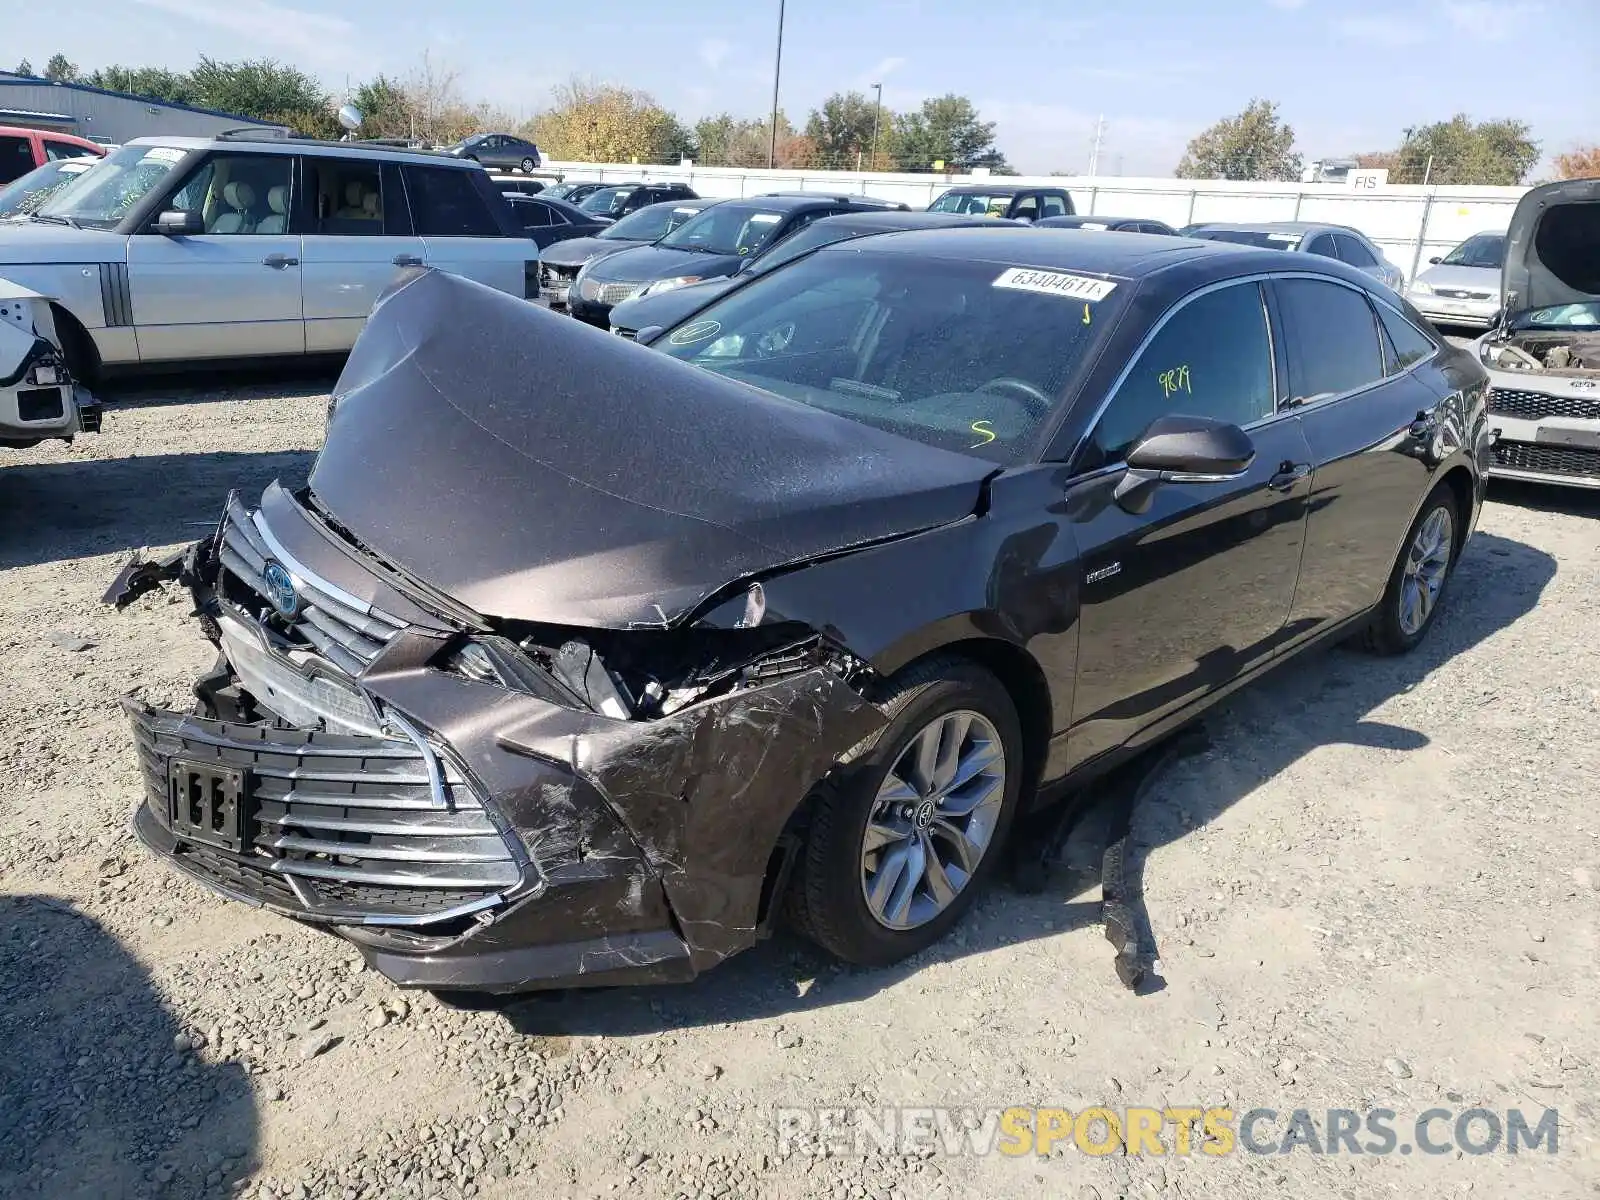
[[129, 703, 526, 924], [218, 496, 406, 675], [1488, 386, 1600, 423]]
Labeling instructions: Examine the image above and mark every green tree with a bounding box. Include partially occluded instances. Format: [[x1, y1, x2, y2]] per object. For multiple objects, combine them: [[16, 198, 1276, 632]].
[[43, 53, 80, 82], [350, 75, 414, 139], [804, 90, 892, 169], [85, 65, 198, 105], [1361, 116, 1540, 185], [529, 79, 689, 164], [188, 57, 330, 123], [689, 111, 808, 167], [1176, 98, 1302, 181], [891, 95, 1007, 172], [14, 59, 35, 77]]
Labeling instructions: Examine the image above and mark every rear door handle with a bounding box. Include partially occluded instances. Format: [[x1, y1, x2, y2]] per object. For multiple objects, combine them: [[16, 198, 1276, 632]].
[[261, 253, 298, 269], [393, 254, 424, 267], [1267, 461, 1312, 491]]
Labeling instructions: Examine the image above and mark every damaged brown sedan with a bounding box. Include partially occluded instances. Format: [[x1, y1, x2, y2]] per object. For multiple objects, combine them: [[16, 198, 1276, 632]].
[[113, 231, 1487, 996]]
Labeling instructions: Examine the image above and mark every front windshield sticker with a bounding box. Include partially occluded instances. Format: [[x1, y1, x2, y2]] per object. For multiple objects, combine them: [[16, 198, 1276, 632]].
[[993, 267, 1117, 302], [668, 319, 722, 346], [142, 147, 186, 164], [1081, 222, 1109, 231], [1268, 233, 1299, 243], [747, 213, 782, 223]]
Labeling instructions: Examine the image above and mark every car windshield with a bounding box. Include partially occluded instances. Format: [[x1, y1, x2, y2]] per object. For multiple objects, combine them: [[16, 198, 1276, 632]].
[[599, 202, 702, 242], [656, 250, 1121, 464], [1193, 228, 1304, 250], [34, 144, 189, 228], [0, 158, 96, 218], [580, 186, 637, 215], [744, 221, 882, 276], [929, 192, 1017, 217], [660, 204, 790, 256], [1441, 234, 1505, 268], [543, 182, 577, 199], [1514, 302, 1600, 330]]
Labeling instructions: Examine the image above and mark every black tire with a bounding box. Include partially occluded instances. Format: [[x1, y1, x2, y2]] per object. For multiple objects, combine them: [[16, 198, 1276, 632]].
[[788, 656, 1024, 966], [520, 157, 537, 174], [1361, 483, 1460, 655]]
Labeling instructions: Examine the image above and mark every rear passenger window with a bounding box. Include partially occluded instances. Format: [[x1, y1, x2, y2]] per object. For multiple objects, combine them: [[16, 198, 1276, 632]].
[[1376, 304, 1436, 371], [1086, 282, 1277, 466], [1041, 194, 1067, 218], [404, 167, 498, 236], [307, 159, 385, 235], [1335, 233, 1379, 267], [1275, 278, 1386, 402], [1304, 234, 1337, 258]]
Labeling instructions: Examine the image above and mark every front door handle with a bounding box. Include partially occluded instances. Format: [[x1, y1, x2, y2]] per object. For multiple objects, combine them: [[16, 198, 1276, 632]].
[[393, 254, 424, 267], [261, 253, 299, 269], [1267, 461, 1312, 491]]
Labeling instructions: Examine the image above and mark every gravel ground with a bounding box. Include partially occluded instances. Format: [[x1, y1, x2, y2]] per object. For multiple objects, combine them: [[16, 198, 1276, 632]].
[[2, 370, 1597, 1200]]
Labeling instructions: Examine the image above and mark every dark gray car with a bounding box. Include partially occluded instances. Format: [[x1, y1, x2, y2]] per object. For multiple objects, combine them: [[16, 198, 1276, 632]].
[[607, 209, 1022, 337], [568, 193, 909, 325], [446, 133, 542, 173], [536, 199, 715, 308]]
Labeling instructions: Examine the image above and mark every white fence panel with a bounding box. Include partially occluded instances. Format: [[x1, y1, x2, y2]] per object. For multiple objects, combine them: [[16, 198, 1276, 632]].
[[545, 161, 1530, 285]]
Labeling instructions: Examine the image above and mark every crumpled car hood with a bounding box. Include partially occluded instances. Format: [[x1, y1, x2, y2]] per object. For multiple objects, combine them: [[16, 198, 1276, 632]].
[[1503, 177, 1600, 320], [0, 222, 128, 264], [309, 269, 993, 629]]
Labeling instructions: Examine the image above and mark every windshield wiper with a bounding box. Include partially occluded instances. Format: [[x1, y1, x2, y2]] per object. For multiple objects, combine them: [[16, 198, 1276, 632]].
[[28, 213, 80, 227]]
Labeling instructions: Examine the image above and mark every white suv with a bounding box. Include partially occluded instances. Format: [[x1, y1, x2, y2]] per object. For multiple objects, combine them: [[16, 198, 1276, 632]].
[[0, 132, 537, 377]]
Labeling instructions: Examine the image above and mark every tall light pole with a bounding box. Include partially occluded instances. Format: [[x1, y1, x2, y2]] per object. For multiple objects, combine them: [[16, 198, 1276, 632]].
[[768, 0, 787, 169], [869, 82, 883, 171]]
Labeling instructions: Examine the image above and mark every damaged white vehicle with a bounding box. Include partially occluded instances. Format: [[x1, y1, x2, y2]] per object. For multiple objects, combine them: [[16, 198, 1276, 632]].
[[1479, 178, 1600, 488], [0, 279, 100, 449]]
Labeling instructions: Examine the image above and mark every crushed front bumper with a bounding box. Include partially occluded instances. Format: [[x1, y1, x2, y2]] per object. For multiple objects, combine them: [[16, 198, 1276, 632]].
[[119, 486, 884, 993]]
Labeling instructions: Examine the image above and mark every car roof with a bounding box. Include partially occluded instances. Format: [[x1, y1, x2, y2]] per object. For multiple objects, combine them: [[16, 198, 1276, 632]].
[[809, 210, 1012, 231], [731, 193, 897, 212], [836, 226, 1231, 270], [939, 184, 1054, 195], [1191, 220, 1355, 236], [122, 133, 473, 167], [1038, 215, 1157, 227]]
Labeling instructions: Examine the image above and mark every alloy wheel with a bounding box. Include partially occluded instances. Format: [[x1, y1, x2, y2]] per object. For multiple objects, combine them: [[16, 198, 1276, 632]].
[[859, 710, 1007, 931], [1398, 505, 1453, 636]]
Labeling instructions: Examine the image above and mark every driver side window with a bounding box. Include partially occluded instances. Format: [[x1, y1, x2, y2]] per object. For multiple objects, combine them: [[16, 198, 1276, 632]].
[[1085, 282, 1277, 467]]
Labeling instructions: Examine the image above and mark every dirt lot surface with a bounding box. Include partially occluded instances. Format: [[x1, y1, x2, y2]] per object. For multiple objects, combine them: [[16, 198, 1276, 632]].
[[2, 374, 1597, 1200]]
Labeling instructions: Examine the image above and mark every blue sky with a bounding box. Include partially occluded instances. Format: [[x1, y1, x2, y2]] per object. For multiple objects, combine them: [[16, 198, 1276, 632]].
[[12, 0, 1598, 175]]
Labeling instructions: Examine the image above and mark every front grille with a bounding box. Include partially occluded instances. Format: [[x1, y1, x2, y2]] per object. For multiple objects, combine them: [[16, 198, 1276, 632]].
[[1434, 288, 1493, 300], [130, 702, 523, 925], [1491, 440, 1600, 478], [596, 281, 642, 306], [1489, 386, 1600, 423], [217, 494, 405, 678]]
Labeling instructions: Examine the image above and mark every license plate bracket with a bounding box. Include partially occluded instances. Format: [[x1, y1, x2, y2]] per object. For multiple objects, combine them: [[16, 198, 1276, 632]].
[[1535, 425, 1600, 451], [167, 759, 251, 853]]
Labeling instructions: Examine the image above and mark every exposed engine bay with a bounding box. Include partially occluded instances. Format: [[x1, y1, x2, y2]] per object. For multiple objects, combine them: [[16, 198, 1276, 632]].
[[1482, 332, 1600, 377]]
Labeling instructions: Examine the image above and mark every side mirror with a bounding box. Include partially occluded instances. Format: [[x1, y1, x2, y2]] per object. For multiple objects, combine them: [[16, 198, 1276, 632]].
[[633, 325, 666, 346], [154, 210, 203, 236], [1114, 415, 1255, 514], [1427, 256, 1442, 265]]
